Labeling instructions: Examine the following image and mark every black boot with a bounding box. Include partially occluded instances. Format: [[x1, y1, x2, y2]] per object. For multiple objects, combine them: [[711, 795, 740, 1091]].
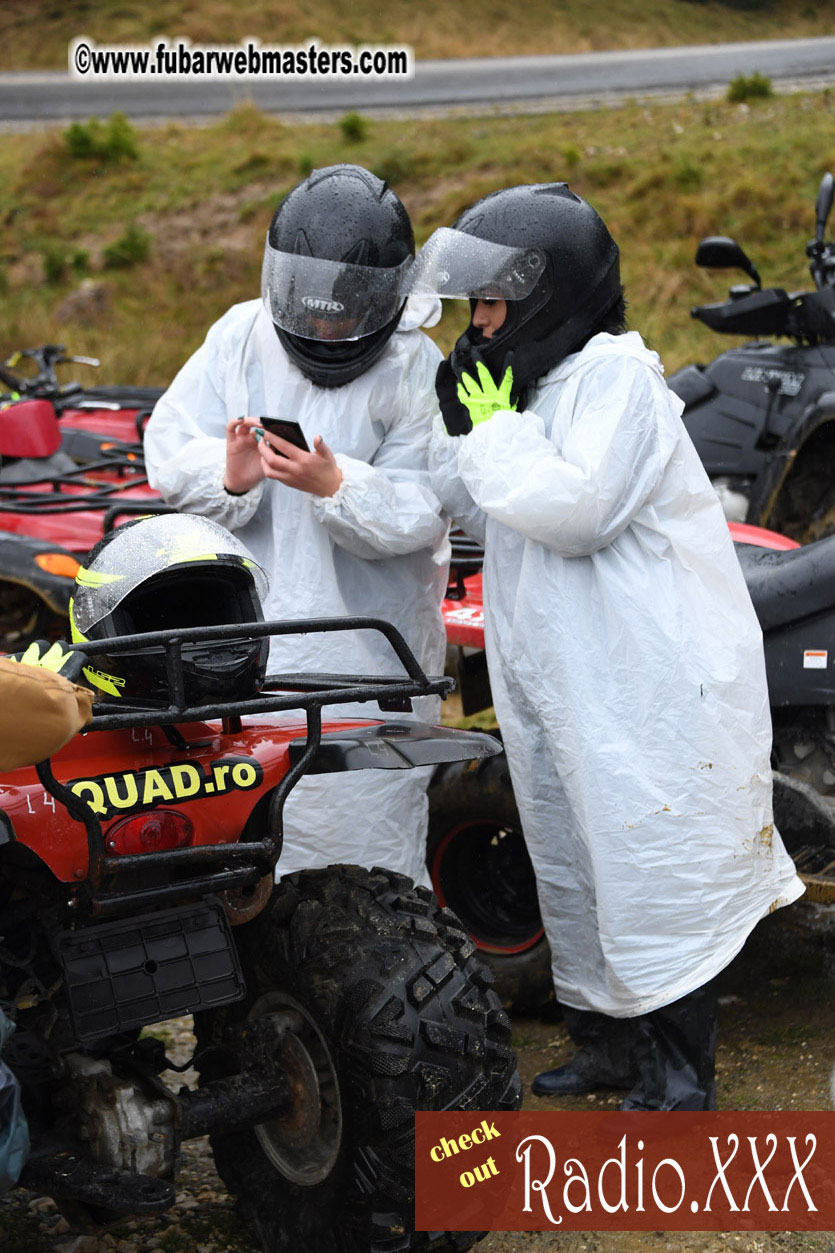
[[533, 1005, 636, 1097], [620, 981, 718, 1111]]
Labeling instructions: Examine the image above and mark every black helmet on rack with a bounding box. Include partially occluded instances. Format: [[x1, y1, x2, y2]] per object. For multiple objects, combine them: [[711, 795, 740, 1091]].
[[262, 164, 415, 388], [69, 514, 269, 707], [414, 183, 622, 408]]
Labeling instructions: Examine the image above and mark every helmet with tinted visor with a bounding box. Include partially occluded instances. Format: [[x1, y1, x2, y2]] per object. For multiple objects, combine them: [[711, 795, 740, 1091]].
[[262, 244, 413, 343], [263, 164, 416, 388]]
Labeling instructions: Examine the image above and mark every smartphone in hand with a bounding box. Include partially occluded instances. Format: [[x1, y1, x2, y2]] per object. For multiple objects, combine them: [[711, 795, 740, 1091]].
[[258, 417, 310, 454]]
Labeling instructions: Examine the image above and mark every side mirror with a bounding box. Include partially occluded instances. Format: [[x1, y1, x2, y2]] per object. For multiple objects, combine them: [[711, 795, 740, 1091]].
[[695, 235, 761, 289]]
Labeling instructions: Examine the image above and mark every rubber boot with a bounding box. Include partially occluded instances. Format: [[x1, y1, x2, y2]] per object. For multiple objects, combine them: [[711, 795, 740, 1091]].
[[620, 981, 718, 1111], [532, 1005, 636, 1097]]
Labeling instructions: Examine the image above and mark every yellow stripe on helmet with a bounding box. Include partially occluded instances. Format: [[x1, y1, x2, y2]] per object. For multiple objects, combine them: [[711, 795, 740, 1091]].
[[81, 666, 124, 698], [75, 567, 125, 589], [69, 598, 124, 698]]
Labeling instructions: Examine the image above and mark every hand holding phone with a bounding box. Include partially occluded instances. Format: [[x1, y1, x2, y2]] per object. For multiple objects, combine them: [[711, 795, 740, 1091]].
[[256, 422, 343, 498], [257, 417, 310, 454]]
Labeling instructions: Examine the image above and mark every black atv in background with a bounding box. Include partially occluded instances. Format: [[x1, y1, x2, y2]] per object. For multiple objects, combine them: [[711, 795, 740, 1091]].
[[669, 172, 835, 542]]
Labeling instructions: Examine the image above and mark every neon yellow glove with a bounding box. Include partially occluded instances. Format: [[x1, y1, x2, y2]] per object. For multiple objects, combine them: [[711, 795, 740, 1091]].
[[456, 361, 517, 428], [8, 640, 87, 682]]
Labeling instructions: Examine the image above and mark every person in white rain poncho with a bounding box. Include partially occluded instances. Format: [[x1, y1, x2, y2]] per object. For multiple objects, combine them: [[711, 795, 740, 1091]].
[[419, 183, 804, 1110], [144, 165, 447, 887]]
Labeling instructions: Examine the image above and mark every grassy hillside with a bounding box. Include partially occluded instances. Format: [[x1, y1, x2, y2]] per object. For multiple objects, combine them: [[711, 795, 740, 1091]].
[[0, 0, 832, 69], [0, 90, 833, 389]]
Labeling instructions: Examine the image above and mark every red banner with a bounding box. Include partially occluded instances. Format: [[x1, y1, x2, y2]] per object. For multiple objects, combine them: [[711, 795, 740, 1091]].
[[415, 1112, 835, 1231]]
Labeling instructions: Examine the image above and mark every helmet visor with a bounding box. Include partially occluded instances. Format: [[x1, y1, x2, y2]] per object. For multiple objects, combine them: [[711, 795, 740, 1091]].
[[262, 240, 413, 341], [411, 227, 545, 301], [73, 514, 269, 636]]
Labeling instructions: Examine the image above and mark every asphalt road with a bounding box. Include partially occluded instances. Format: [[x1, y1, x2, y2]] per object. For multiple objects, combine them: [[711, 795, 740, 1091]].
[[1, 35, 834, 123]]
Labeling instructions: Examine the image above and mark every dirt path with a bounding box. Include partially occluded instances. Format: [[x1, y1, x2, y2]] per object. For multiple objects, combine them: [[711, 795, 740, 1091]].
[[2, 903, 834, 1252]]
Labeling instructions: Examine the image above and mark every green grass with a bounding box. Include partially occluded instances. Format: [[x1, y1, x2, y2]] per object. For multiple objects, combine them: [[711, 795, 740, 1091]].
[[1, 90, 834, 388], [1, 1, 833, 68]]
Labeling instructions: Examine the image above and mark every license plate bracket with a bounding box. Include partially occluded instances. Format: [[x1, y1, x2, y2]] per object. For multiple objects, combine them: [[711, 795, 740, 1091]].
[[56, 896, 245, 1043]]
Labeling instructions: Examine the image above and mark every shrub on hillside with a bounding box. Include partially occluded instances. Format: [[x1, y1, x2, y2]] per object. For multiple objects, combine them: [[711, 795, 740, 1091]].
[[42, 245, 67, 285], [102, 224, 151, 269], [339, 112, 368, 143], [727, 72, 774, 102], [64, 113, 139, 162], [373, 150, 416, 186], [563, 144, 581, 172]]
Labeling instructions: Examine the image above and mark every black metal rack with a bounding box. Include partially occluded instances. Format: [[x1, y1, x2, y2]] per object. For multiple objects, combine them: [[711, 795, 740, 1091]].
[[36, 617, 454, 915], [0, 461, 149, 515], [102, 500, 177, 532]]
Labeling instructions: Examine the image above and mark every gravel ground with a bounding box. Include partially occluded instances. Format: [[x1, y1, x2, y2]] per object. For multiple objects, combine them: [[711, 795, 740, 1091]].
[[2, 902, 834, 1253]]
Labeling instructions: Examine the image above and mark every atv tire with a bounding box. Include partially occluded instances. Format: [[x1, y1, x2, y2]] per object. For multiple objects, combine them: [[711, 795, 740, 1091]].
[[0, 582, 59, 652], [768, 443, 835, 544], [427, 752, 553, 1017], [195, 865, 520, 1253]]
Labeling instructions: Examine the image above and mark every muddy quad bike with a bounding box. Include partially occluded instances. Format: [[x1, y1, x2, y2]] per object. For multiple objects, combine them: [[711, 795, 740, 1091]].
[[669, 171, 835, 542], [432, 524, 835, 1014], [0, 617, 520, 1251]]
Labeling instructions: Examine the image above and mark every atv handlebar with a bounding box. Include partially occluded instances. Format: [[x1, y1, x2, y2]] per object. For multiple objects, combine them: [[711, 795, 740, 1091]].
[[691, 284, 835, 344], [1, 344, 100, 398], [692, 174, 835, 343], [691, 287, 792, 337]]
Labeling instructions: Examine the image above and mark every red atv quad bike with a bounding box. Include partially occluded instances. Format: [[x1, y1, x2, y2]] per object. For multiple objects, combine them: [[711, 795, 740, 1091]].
[[0, 616, 520, 1251], [0, 449, 164, 651], [434, 522, 835, 1014], [0, 343, 159, 454], [0, 345, 162, 649]]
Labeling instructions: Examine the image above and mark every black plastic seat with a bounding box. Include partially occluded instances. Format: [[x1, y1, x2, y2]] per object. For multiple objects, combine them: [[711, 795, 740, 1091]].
[[735, 533, 835, 632]]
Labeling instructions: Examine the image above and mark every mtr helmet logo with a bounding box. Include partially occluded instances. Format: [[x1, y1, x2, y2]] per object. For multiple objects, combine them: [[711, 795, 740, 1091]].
[[302, 296, 345, 313]]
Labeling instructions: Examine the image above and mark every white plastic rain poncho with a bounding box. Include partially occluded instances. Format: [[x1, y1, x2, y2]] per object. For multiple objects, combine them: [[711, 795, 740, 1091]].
[[144, 297, 448, 886], [430, 330, 804, 1017]]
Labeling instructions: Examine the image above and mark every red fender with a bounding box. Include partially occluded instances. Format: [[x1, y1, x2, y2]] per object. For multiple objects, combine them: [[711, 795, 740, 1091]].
[[727, 521, 799, 551]]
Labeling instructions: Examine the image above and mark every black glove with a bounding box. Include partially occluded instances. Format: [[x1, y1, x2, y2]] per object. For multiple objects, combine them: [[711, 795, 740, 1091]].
[[6, 639, 89, 684], [435, 358, 473, 436]]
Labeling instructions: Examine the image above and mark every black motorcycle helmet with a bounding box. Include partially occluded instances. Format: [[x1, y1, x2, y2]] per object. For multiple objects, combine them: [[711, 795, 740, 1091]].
[[69, 515, 270, 707], [418, 183, 622, 409], [262, 164, 415, 388]]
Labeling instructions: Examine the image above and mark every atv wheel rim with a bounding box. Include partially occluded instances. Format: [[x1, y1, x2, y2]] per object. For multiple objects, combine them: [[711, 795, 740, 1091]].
[[248, 992, 342, 1186], [431, 819, 545, 953]]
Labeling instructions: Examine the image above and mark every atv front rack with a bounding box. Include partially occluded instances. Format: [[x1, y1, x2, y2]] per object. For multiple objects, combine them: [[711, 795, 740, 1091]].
[[0, 459, 148, 514], [36, 617, 461, 914]]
